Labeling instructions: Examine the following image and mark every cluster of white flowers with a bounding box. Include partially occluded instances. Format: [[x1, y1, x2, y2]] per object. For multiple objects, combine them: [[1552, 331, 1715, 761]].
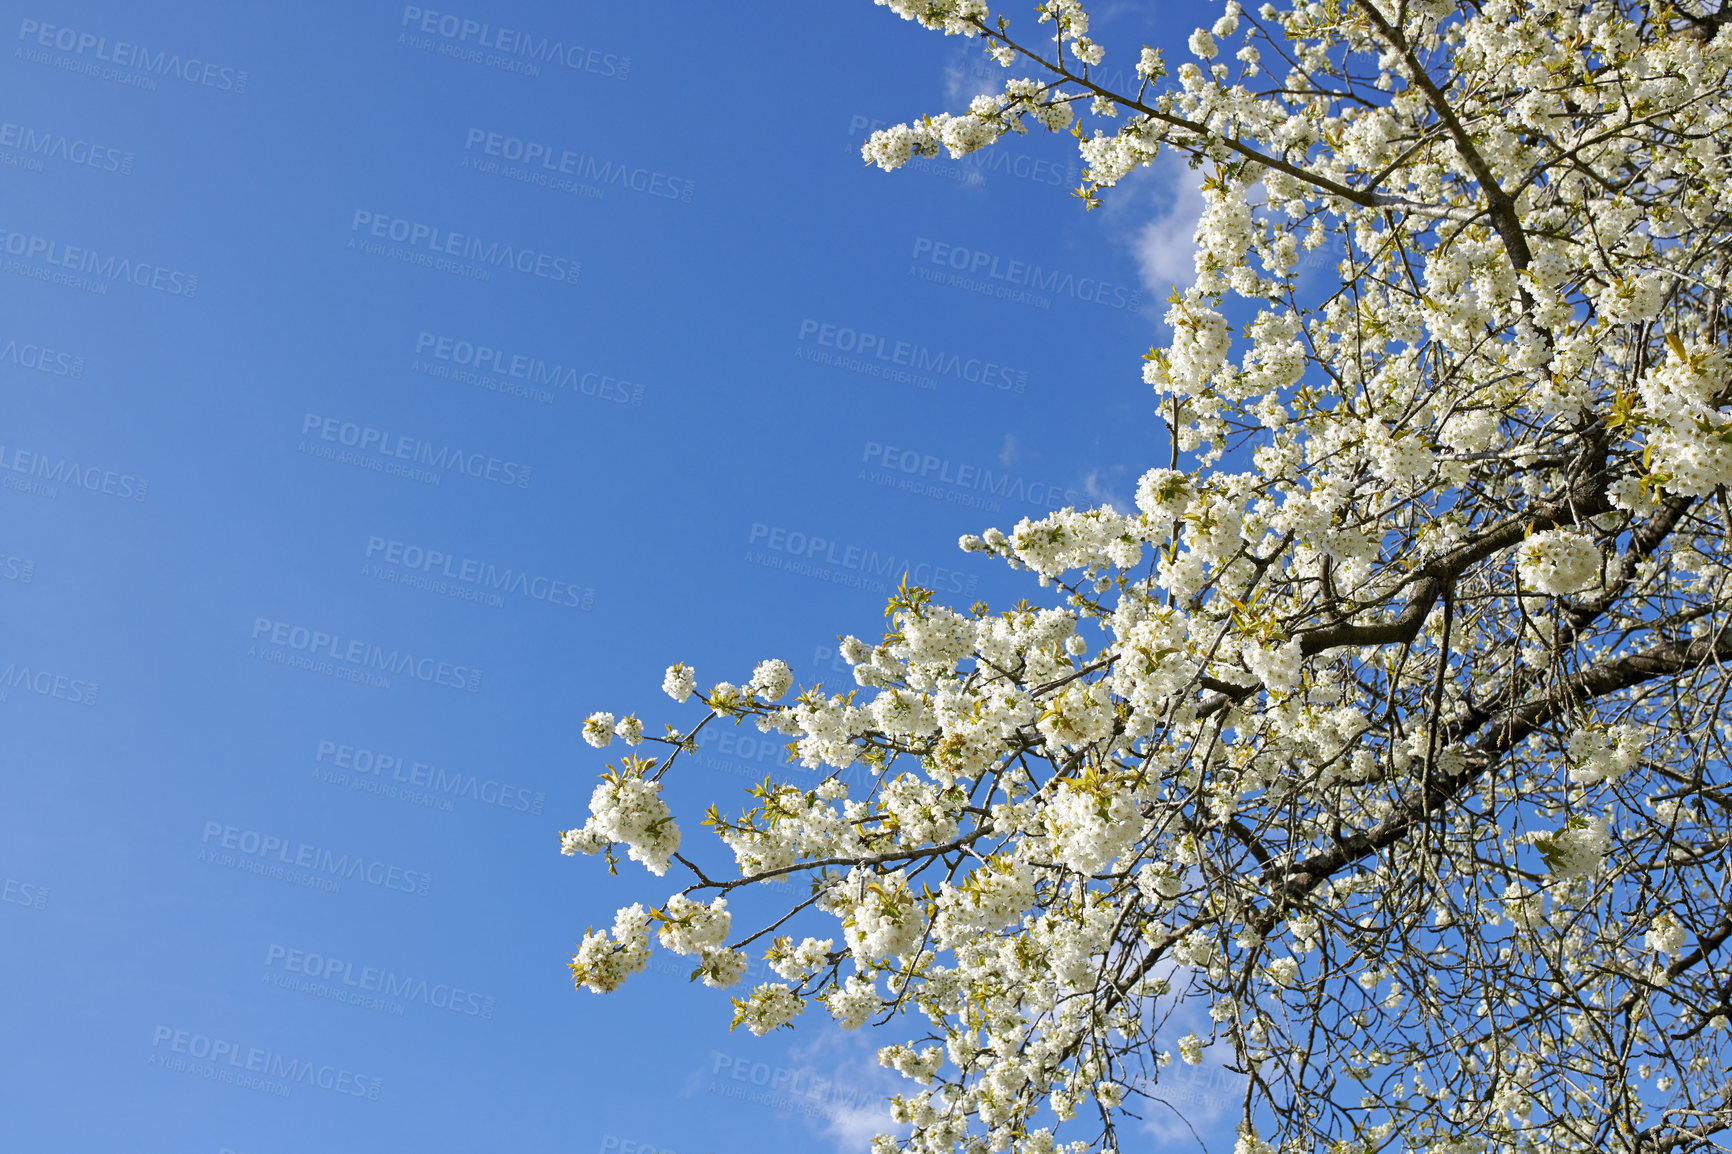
[[1566, 725, 1642, 785], [871, 0, 987, 35], [655, 894, 731, 954], [1134, 467, 1195, 529], [568, 903, 652, 994], [1645, 912, 1688, 956], [1264, 957, 1300, 987], [863, 78, 1079, 173], [1035, 682, 1118, 752], [652, 894, 747, 988], [731, 983, 805, 1035], [767, 935, 835, 981], [1243, 637, 1303, 696], [556, 3, 1732, 1150], [1500, 882, 1545, 930], [578, 710, 647, 745], [934, 856, 1034, 946], [824, 972, 882, 1030], [662, 662, 696, 702], [901, 607, 978, 666], [1153, 298, 1232, 397], [835, 869, 927, 964], [1528, 815, 1613, 879], [692, 948, 749, 989], [563, 769, 680, 875], [1177, 1032, 1204, 1065], [749, 658, 793, 700], [988, 509, 1145, 579], [1597, 275, 1667, 327], [1439, 408, 1500, 453], [1517, 530, 1601, 596], [582, 711, 616, 748], [787, 690, 875, 770], [1364, 422, 1436, 485], [880, 1042, 945, 1082], [1042, 782, 1142, 876], [1638, 345, 1732, 496]]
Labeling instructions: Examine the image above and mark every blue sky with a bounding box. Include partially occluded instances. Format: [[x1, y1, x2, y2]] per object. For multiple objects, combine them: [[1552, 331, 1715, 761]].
[[0, 3, 1246, 1151]]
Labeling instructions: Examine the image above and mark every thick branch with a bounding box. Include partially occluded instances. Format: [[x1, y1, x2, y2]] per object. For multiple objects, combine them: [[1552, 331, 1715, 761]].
[[1298, 480, 1611, 655], [1354, 0, 1535, 273], [1258, 628, 1732, 932]]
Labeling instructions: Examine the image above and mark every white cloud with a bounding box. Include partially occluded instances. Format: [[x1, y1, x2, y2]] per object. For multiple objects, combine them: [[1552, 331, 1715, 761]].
[[944, 47, 1001, 105], [784, 1029, 910, 1154], [818, 1098, 901, 1153], [1135, 1065, 1244, 1149], [1080, 464, 1132, 513], [1124, 962, 1251, 1149], [1130, 155, 1208, 304], [1000, 432, 1023, 467]]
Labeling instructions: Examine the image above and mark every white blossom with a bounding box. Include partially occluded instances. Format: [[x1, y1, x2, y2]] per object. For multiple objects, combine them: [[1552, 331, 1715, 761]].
[[1517, 530, 1601, 595], [1646, 912, 1687, 956], [582, 712, 615, 748], [564, 6, 1732, 1151], [662, 663, 696, 702]]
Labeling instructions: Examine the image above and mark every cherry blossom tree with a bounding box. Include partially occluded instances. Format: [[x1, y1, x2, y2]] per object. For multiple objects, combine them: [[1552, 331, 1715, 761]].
[[560, 1, 1732, 1151]]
